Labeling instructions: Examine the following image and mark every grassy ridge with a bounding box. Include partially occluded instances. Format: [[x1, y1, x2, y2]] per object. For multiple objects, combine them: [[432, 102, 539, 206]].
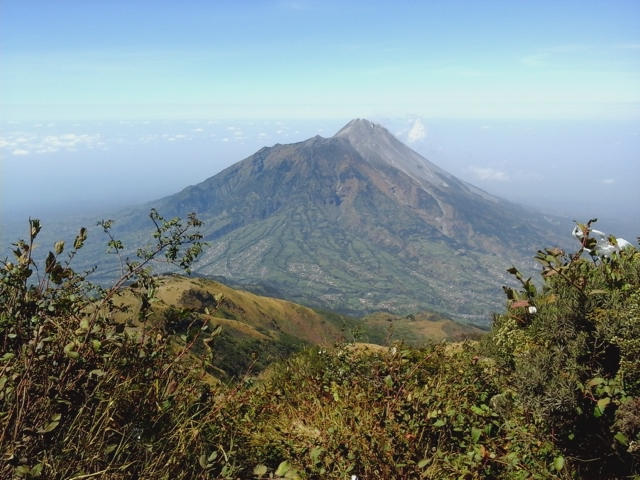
[[112, 274, 483, 380]]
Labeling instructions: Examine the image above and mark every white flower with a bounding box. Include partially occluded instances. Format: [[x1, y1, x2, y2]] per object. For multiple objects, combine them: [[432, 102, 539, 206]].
[[528, 306, 537, 314], [618, 238, 633, 249], [572, 226, 633, 258]]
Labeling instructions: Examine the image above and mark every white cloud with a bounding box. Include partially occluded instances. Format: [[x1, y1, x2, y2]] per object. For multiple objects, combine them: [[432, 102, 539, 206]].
[[38, 133, 103, 151], [13, 149, 30, 156], [467, 167, 509, 181], [407, 119, 427, 142], [34, 147, 57, 154]]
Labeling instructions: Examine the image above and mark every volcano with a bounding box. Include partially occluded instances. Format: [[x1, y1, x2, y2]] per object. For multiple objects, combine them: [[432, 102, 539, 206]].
[[126, 119, 565, 323]]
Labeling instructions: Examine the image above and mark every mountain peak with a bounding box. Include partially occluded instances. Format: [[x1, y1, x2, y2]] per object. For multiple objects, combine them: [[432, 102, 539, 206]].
[[331, 118, 497, 203], [334, 118, 379, 138]]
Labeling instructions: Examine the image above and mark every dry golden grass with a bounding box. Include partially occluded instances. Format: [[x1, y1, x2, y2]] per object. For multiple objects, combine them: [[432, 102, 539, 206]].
[[156, 275, 343, 345], [362, 310, 485, 345]]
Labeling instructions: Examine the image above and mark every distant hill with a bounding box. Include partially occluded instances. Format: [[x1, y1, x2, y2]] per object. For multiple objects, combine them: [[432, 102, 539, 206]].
[[110, 118, 568, 325], [114, 274, 481, 379], [360, 310, 485, 346]]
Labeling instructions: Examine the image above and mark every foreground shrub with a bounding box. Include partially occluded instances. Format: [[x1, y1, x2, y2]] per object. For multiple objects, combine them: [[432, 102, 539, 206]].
[[242, 341, 567, 479], [0, 213, 248, 479], [486, 220, 640, 478], [2, 216, 637, 479]]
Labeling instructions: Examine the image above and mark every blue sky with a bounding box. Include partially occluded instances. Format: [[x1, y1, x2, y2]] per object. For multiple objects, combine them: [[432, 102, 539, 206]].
[[1, 1, 639, 238], [3, 0, 639, 120]]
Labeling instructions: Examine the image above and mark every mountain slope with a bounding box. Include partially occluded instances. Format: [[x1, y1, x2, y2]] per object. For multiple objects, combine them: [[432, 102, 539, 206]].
[[116, 119, 567, 324]]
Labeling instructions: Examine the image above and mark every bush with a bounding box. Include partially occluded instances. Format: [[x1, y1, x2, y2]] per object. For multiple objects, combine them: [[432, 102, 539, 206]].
[[0, 212, 245, 479], [242, 339, 568, 479], [2, 216, 637, 479], [485, 220, 640, 477]]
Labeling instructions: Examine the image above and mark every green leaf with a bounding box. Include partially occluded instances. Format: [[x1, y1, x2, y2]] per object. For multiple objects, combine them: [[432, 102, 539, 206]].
[[433, 419, 446, 427], [614, 432, 629, 446], [54, 240, 65, 255], [471, 426, 482, 443], [37, 413, 61, 433], [587, 377, 605, 387], [45, 251, 56, 273], [253, 464, 268, 476], [471, 405, 485, 416], [310, 446, 323, 464], [64, 342, 80, 359], [15, 465, 30, 477], [275, 461, 291, 476], [417, 458, 430, 468], [553, 455, 565, 471], [30, 463, 43, 477], [74, 227, 87, 250], [1, 352, 16, 361], [594, 397, 611, 417], [384, 374, 394, 388]]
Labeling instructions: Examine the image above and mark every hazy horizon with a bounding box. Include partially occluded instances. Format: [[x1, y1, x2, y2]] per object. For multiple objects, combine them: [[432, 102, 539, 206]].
[[2, 116, 638, 237]]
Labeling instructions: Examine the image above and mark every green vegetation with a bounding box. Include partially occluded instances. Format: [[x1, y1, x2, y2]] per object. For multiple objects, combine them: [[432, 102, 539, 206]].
[[1, 216, 638, 478]]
